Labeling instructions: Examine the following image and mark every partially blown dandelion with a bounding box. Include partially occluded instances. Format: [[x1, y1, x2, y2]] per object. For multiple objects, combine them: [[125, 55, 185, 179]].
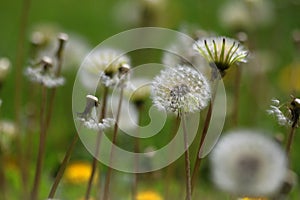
[[193, 37, 248, 78], [80, 48, 130, 89], [152, 65, 211, 114], [211, 130, 287, 197], [25, 56, 65, 88]]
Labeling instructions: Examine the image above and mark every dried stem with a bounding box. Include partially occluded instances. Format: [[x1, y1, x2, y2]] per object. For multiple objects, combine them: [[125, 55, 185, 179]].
[[85, 86, 109, 200], [286, 125, 297, 160], [182, 113, 192, 200], [31, 85, 47, 200], [102, 84, 125, 200], [48, 125, 82, 198]]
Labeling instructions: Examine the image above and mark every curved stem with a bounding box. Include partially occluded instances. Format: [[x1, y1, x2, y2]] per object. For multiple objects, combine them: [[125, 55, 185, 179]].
[[48, 126, 82, 198], [102, 86, 125, 200]]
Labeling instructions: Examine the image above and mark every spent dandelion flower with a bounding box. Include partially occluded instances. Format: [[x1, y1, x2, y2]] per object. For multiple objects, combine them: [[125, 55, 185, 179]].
[[25, 56, 65, 88], [80, 48, 130, 89], [193, 36, 248, 78], [77, 95, 114, 131], [151, 65, 211, 114], [211, 130, 287, 197]]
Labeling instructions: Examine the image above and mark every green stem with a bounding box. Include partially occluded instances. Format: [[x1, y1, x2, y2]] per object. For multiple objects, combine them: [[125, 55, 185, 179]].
[[232, 66, 241, 126], [286, 125, 297, 160]]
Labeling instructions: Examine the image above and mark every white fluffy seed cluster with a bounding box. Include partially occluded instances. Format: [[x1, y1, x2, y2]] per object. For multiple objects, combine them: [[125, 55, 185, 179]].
[[193, 37, 248, 68], [80, 48, 130, 88], [78, 117, 115, 131], [151, 65, 211, 113], [210, 130, 287, 197], [267, 99, 291, 126], [25, 67, 65, 88]]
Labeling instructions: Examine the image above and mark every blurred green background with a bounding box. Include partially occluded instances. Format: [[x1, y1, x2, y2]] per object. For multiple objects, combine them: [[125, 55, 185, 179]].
[[1, 0, 300, 199]]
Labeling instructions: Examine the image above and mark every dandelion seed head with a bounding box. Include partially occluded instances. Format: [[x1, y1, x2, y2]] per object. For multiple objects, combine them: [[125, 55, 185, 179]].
[[151, 65, 211, 113], [211, 130, 287, 197], [194, 37, 248, 77], [80, 48, 130, 89]]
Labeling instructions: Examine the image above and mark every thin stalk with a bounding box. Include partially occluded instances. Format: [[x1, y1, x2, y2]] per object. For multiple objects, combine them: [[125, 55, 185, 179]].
[[232, 66, 241, 126], [182, 113, 192, 200], [31, 85, 47, 200], [132, 104, 144, 200], [164, 114, 181, 200], [190, 80, 218, 195], [0, 147, 6, 200], [85, 86, 109, 200], [102, 86, 125, 200], [286, 125, 297, 159], [45, 35, 67, 133], [48, 125, 82, 198], [14, 0, 31, 197]]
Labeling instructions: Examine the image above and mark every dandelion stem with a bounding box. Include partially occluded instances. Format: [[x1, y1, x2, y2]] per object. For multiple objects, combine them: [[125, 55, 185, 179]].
[[286, 125, 297, 159], [232, 66, 241, 126], [85, 86, 109, 200], [182, 113, 192, 200], [164, 114, 181, 200], [102, 84, 125, 200], [0, 148, 7, 200], [48, 125, 82, 199], [15, 0, 31, 197], [31, 85, 47, 200], [190, 79, 218, 196]]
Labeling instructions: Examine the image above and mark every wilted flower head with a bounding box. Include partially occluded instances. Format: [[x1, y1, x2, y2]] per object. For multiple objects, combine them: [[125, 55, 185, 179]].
[[267, 97, 300, 128], [77, 95, 114, 131], [80, 48, 130, 89], [0, 57, 11, 82], [211, 130, 287, 197], [152, 65, 211, 114], [24, 56, 65, 88], [193, 37, 248, 78]]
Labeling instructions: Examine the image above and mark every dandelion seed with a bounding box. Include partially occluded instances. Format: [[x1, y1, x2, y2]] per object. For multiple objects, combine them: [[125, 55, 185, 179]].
[[151, 65, 211, 114], [193, 36, 248, 78], [211, 130, 287, 197], [24, 56, 65, 88], [80, 48, 130, 89]]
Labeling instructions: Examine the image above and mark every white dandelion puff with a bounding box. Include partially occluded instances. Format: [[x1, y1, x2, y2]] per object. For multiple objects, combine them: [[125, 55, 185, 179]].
[[211, 130, 287, 197], [80, 48, 130, 89], [193, 36, 248, 78], [24, 57, 65, 88], [151, 65, 211, 114], [78, 117, 115, 131]]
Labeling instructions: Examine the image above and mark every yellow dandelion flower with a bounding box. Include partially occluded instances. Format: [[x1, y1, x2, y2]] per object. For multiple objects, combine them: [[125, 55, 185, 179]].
[[278, 62, 300, 92], [239, 198, 268, 200], [136, 191, 163, 200], [64, 161, 98, 184]]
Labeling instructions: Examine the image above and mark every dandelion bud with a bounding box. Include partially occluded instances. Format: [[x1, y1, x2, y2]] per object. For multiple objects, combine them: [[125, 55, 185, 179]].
[[118, 63, 131, 75]]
